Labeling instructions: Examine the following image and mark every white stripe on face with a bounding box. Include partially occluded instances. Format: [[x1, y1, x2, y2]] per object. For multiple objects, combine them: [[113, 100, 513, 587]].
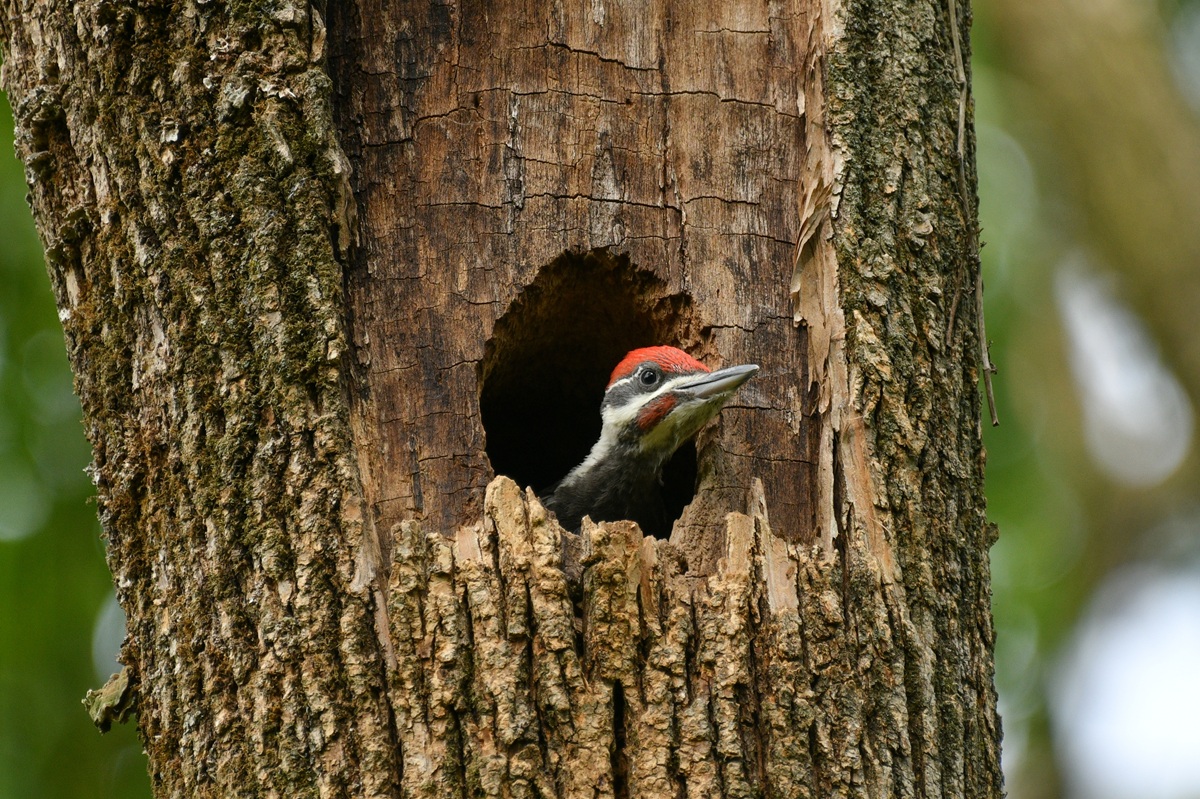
[[602, 371, 709, 431]]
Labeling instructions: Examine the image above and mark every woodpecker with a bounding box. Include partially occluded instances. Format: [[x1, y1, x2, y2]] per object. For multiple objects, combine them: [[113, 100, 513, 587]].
[[542, 346, 758, 536]]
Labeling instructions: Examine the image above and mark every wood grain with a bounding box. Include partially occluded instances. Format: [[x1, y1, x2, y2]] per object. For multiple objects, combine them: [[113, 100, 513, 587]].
[[329, 0, 818, 564]]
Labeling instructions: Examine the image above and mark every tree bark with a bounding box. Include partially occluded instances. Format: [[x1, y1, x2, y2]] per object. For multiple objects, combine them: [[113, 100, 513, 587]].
[[1, 1, 1002, 797]]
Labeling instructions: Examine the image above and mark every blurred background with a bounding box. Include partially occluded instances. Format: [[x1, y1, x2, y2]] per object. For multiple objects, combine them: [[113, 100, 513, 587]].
[[2, 0, 1199, 795]]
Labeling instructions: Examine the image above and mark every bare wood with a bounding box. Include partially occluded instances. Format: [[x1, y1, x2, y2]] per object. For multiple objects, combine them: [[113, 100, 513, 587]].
[[329, 1, 819, 566]]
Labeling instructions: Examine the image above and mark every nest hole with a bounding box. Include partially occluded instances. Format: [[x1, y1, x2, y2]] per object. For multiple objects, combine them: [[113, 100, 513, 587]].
[[480, 250, 705, 537]]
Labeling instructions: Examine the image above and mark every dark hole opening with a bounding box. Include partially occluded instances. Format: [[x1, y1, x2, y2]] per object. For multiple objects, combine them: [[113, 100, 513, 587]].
[[611, 680, 629, 799], [480, 250, 701, 538]]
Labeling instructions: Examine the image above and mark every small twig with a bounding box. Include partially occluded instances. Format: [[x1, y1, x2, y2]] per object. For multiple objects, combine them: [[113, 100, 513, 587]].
[[976, 265, 999, 426], [944, 269, 964, 348], [945, 0, 999, 426], [949, 0, 968, 161]]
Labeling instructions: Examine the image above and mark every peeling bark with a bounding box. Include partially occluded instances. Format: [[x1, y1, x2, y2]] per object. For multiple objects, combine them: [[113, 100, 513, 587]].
[[2, 0, 1001, 796]]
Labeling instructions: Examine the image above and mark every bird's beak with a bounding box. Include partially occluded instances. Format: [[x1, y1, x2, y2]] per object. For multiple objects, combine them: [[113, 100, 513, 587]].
[[674, 363, 759, 400]]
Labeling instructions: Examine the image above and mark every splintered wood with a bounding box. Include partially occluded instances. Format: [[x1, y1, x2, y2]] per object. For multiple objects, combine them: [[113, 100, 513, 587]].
[[384, 477, 912, 799]]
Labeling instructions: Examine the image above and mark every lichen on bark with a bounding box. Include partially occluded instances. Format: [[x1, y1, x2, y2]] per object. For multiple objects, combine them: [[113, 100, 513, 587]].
[[2, 2, 396, 795]]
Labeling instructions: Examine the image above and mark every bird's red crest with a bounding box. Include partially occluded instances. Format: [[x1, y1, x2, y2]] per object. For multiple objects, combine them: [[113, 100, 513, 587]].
[[608, 346, 709, 387]]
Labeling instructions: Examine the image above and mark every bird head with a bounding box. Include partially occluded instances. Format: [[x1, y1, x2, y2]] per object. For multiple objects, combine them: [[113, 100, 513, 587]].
[[599, 346, 759, 463], [542, 345, 758, 534]]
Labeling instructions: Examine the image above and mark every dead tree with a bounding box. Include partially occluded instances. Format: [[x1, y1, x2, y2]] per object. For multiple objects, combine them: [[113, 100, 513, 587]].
[[1, 0, 1002, 796]]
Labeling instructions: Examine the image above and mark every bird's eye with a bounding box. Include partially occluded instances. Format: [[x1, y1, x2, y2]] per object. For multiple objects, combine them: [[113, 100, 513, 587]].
[[639, 368, 660, 387]]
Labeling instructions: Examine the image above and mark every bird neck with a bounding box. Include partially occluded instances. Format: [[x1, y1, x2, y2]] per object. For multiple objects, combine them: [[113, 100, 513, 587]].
[[561, 427, 664, 492], [545, 425, 672, 534]]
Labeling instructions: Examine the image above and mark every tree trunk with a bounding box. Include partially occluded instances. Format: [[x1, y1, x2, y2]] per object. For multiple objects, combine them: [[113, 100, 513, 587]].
[[1, 1, 1002, 797]]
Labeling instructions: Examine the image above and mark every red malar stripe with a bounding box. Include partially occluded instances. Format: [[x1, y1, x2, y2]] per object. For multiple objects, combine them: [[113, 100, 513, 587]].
[[636, 393, 677, 431]]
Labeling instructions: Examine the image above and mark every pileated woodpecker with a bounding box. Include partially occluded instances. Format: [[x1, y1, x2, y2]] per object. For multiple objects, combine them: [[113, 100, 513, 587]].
[[542, 346, 758, 536]]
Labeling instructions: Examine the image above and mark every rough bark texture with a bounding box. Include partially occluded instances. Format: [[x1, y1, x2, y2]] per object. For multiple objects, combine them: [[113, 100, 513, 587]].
[[1, 0, 1001, 797], [0, 3, 400, 796]]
